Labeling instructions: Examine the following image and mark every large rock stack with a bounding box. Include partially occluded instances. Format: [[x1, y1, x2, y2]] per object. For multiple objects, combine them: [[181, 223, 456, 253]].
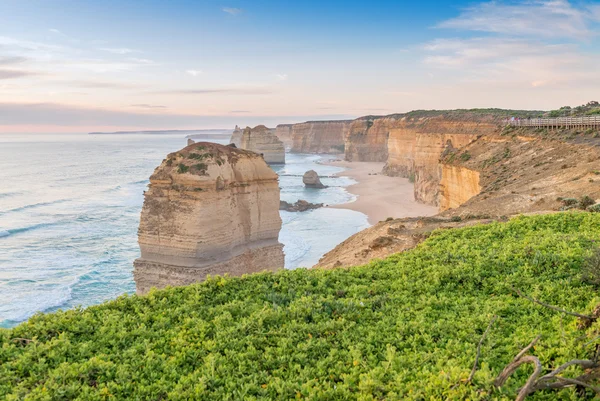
[[133, 142, 284, 294], [240, 125, 285, 164]]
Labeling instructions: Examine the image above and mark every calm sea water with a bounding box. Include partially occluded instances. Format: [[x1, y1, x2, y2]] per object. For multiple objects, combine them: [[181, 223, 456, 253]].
[[0, 133, 369, 327]]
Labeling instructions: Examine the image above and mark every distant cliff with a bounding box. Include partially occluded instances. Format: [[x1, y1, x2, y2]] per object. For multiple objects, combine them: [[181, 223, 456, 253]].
[[344, 116, 403, 162], [289, 121, 350, 153], [240, 125, 285, 164], [133, 142, 284, 294]]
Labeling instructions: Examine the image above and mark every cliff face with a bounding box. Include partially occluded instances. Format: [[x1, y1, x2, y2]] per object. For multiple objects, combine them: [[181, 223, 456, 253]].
[[439, 165, 480, 211], [344, 117, 402, 162], [316, 131, 600, 270], [240, 125, 285, 164], [133, 142, 284, 294], [230, 125, 243, 147], [274, 124, 293, 148], [290, 121, 350, 153], [383, 119, 497, 205]]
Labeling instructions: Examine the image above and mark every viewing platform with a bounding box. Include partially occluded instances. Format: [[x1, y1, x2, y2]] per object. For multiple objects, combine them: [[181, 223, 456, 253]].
[[508, 115, 600, 128]]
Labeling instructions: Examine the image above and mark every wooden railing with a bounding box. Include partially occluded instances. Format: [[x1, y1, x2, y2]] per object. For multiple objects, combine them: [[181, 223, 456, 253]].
[[508, 116, 600, 128]]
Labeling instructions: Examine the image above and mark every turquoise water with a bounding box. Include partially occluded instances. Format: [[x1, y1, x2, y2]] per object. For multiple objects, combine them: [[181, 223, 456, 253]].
[[0, 133, 369, 327]]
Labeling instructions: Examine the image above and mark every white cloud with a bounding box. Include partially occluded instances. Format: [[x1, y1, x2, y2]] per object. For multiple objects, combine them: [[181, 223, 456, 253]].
[[437, 0, 599, 40], [100, 48, 140, 55], [276, 73, 288, 81], [222, 7, 242, 16], [186, 69, 203, 77], [49, 28, 62, 34]]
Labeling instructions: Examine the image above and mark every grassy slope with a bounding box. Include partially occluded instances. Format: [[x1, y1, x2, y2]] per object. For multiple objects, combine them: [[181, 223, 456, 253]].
[[2, 213, 600, 400]]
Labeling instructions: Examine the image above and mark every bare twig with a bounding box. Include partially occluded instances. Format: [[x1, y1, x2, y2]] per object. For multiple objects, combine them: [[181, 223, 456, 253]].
[[515, 356, 544, 401], [555, 376, 600, 393], [538, 360, 597, 382], [11, 337, 33, 344], [468, 315, 497, 383], [511, 287, 594, 321]]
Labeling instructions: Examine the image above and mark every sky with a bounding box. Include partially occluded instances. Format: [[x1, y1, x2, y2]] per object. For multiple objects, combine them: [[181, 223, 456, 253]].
[[1, 0, 600, 133]]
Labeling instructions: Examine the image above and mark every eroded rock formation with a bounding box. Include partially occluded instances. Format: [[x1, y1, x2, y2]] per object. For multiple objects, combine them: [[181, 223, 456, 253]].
[[240, 125, 285, 164], [274, 124, 294, 148], [303, 170, 327, 188], [290, 121, 350, 153], [279, 200, 324, 212], [133, 142, 284, 294], [229, 125, 243, 147], [383, 118, 497, 205], [344, 116, 404, 162]]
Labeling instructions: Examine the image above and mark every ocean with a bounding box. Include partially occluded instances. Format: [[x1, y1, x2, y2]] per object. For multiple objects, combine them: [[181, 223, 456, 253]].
[[0, 133, 369, 328]]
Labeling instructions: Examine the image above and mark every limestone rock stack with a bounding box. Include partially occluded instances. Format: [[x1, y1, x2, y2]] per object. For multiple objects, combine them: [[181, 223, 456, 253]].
[[240, 125, 285, 164], [229, 125, 243, 147], [274, 124, 294, 148], [303, 170, 327, 188], [133, 142, 284, 294]]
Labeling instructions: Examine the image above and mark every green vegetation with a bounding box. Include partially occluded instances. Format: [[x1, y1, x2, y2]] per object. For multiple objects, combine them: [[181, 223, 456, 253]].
[[188, 153, 210, 161], [408, 172, 415, 183], [176, 163, 189, 174], [548, 101, 600, 117], [2, 213, 600, 400], [558, 195, 598, 211], [459, 151, 471, 162]]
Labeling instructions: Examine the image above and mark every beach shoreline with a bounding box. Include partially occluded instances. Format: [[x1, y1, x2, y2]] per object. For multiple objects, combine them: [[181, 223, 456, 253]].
[[322, 159, 438, 225]]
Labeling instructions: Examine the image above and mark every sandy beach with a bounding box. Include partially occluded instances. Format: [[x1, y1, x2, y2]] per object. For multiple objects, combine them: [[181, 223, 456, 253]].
[[324, 160, 438, 224]]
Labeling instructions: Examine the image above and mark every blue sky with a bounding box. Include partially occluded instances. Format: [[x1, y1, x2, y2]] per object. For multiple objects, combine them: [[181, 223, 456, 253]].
[[1, 0, 600, 132]]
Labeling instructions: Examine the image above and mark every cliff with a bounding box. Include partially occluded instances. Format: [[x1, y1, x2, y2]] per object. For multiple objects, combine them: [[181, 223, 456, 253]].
[[317, 129, 600, 269], [229, 125, 243, 147], [344, 116, 403, 161], [239, 125, 285, 164], [274, 124, 293, 148], [383, 118, 497, 205], [290, 121, 350, 153], [133, 142, 284, 294]]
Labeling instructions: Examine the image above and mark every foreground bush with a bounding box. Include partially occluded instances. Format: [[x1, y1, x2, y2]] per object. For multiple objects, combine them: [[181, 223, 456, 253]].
[[2, 213, 600, 400]]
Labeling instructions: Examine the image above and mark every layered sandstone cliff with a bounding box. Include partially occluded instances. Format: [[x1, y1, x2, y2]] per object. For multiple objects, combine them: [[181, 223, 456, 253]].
[[290, 121, 350, 153], [133, 142, 284, 294], [316, 129, 600, 269], [239, 125, 285, 164], [383, 118, 497, 205], [344, 116, 403, 162]]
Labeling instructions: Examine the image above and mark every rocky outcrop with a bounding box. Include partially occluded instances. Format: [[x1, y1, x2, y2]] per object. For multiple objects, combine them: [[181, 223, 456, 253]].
[[229, 125, 243, 147], [279, 200, 324, 212], [274, 124, 294, 148], [316, 129, 600, 270], [187, 138, 195, 146], [290, 121, 350, 153], [133, 142, 284, 294], [439, 165, 481, 211], [383, 118, 497, 206], [240, 125, 285, 164], [303, 170, 327, 188], [344, 116, 403, 162]]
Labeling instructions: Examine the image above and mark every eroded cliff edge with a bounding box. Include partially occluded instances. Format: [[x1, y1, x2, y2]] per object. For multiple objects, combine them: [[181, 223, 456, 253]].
[[316, 129, 600, 269], [133, 142, 284, 294]]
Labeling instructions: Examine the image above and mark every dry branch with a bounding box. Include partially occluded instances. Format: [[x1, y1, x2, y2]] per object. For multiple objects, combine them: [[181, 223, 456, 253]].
[[511, 287, 594, 321], [467, 315, 497, 383]]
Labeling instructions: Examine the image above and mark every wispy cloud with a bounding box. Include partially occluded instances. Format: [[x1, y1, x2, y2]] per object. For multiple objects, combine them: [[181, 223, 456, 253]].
[[0, 56, 28, 66], [276, 73, 288, 81], [186, 69, 202, 76], [152, 87, 272, 95], [222, 7, 242, 16], [100, 47, 141, 55], [437, 0, 600, 40], [62, 80, 141, 89], [0, 69, 37, 79], [130, 104, 167, 109]]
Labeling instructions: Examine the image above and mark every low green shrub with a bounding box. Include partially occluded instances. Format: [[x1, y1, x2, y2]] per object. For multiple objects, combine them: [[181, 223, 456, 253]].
[[177, 163, 189, 174], [2, 213, 600, 400]]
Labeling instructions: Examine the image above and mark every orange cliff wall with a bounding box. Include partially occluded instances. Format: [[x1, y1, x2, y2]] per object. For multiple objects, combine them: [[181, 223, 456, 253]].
[[289, 121, 350, 153], [383, 119, 498, 207], [344, 117, 403, 162], [439, 165, 481, 211]]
